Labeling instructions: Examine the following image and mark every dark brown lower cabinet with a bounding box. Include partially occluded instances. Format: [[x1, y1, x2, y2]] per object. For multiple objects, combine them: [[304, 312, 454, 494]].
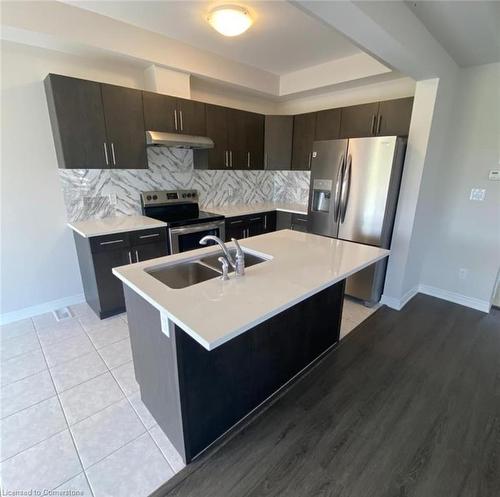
[[276, 211, 309, 232], [224, 211, 276, 242], [74, 228, 168, 318]]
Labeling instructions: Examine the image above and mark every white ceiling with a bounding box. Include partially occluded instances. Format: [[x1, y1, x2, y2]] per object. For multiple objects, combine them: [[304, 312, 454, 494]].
[[67, 0, 361, 75], [406, 1, 500, 67]]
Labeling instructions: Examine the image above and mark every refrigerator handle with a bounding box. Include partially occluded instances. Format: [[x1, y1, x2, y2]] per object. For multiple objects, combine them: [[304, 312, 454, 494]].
[[333, 154, 344, 222], [339, 154, 352, 223]]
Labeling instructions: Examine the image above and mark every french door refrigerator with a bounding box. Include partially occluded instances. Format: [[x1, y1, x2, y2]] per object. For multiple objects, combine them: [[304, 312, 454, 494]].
[[307, 136, 407, 305]]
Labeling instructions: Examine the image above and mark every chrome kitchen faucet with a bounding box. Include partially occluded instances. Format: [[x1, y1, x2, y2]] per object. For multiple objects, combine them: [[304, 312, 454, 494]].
[[199, 235, 245, 278]]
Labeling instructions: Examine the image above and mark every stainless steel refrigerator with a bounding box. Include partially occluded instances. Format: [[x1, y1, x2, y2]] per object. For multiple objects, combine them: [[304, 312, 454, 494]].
[[307, 136, 407, 305]]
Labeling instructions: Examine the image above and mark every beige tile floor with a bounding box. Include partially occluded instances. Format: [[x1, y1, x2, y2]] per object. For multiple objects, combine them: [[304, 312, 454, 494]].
[[0, 297, 377, 495], [0, 303, 183, 497]]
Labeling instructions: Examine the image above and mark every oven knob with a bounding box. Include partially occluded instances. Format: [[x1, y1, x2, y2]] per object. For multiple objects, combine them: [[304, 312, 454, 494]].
[[152, 195, 158, 200], [146, 195, 152, 201], [182, 194, 187, 198]]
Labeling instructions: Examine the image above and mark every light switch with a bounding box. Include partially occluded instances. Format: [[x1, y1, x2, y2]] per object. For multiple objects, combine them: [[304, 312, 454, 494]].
[[469, 188, 486, 201], [489, 170, 500, 181]]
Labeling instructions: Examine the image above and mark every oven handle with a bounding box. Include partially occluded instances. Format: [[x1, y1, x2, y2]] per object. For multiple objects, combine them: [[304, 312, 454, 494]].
[[169, 221, 225, 236]]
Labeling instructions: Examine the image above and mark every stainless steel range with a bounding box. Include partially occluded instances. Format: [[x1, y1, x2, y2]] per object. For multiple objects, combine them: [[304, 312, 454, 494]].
[[140, 190, 225, 254]]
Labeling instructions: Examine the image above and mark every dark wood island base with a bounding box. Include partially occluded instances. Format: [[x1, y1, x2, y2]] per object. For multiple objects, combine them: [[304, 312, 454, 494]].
[[124, 280, 345, 463]]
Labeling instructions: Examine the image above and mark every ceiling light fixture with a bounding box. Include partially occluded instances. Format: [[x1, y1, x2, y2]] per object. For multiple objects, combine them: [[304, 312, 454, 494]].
[[207, 5, 253, 37]]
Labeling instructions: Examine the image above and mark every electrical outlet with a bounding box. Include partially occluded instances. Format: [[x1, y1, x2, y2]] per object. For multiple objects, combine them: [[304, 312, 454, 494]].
[[469, 188, 486, 201], [489, 170, 500, 181], [459, 268, 469, 280]]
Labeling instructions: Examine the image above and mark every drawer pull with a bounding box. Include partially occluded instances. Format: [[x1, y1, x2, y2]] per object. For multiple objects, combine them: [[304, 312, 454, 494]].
[[250, 217, 261, 221], [100, 239, 123, 245], [230, 220, 243, 224], [139, 233, 160, 239], [296, 218, 308, 222]]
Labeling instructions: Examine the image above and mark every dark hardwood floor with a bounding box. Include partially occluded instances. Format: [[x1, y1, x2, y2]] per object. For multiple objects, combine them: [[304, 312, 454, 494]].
[[154, 294, 500, 497]]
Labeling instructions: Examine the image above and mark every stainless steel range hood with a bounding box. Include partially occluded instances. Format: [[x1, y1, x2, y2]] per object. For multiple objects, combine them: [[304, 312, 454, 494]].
[[146, 130, 214, 149]]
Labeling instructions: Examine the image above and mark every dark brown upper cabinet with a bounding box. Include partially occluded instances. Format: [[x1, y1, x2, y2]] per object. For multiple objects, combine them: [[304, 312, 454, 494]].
[[376, 97, 414, 136], [264, 115, 293, 170], [45, 74, 109, 169], [291, 112, 317, 170], [143, 92, 206, 137], [101, 84, 147, 169], [201, 104, 263, 170], [339, 102, 379, 139], [340, 98, 414, 138], [315, 108, 341, 141], [45, 74, 147, 169], [243, 112, 264, 170], [204, 104, 229, 169]]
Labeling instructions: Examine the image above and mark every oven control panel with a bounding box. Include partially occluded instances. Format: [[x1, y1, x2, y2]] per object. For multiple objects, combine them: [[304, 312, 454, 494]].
[[140, 190, 198, 206]]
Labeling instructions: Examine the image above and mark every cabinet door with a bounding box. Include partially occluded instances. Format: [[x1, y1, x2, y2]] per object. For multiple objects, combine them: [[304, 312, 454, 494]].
[[225, 217, 247, 241], [291, 214, 309, 233], [263, 211, 277, 233], [143, 91, 177, 133], [315, 108, 341, 141], [247, 215, 266, 236], [133, 241, 168, 262], [276, 211, 292, 230], [245, 112, 264, 170], [93, 248, 130, 315], [177, 98, 206, 136], [264, 116, 293, 170], [101, 84, 147, 169], [206, 104, 229, 169], [44, 74, 108, 169], [377, 97, 414, 136], [339, 102, 379, 138], [227, 109, 247, 169], [291, 112, 317, 170]]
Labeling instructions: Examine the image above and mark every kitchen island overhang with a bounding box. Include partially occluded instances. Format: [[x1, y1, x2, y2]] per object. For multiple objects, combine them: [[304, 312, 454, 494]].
[[113, 230, 389, 462]]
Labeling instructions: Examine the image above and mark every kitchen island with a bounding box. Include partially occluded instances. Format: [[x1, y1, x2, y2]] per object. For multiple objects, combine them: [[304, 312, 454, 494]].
[[113, 230, 389, 463]]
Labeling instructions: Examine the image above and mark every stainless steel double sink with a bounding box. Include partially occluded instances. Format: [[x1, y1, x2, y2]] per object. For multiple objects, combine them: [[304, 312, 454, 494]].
[[147, 249, 267, 289]]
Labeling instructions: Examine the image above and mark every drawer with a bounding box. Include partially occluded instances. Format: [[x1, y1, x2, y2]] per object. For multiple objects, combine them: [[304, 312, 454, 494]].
[[90, 232, 131, 253], [130, 227, 167, 246]]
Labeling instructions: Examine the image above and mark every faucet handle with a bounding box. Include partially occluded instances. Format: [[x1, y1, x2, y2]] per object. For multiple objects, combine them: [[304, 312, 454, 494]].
[[231, 238, 244, 257], [218, 257, 229, 281]]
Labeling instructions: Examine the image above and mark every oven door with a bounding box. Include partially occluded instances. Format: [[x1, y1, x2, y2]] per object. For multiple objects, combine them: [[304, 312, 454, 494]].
[[169, 221, 226, 254]]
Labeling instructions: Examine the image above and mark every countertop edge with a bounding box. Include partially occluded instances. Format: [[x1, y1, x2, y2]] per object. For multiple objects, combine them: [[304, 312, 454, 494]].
[[113, 249, 389, 352], [67, 219, 168, 238]]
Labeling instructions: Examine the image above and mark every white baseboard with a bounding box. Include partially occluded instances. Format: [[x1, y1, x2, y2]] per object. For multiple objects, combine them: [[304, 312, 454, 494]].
[[418, 285, 490, 313], [0, 293, 86, 326], [381, 286, 419, 311]]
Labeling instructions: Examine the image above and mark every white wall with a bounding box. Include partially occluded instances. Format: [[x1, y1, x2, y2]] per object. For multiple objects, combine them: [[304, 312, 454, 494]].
[[0, 41, 146, 321], [419, 63, 500, 307]]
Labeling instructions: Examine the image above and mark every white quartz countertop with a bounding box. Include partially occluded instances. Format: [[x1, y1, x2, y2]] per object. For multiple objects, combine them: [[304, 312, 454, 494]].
[[208, 202, 308, 217], [67, 215, 167, 238], [113, 230, 389, 351]]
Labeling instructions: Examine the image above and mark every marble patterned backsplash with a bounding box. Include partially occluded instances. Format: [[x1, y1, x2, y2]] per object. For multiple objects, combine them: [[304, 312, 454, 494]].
[[58, 148, 310, 222]]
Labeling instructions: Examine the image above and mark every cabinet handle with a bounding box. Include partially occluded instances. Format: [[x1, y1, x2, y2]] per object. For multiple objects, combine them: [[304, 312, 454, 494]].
[[230, 220, 243, 224], [139, 233, 160, 239], [264, 215, 267, 230], [250, 217, 261, 221], [371, 115, 376, 135], [225, 150, 228, 168], [135, 249, 140, 262], [308, 152, 312, 169], [230, 150, 233, 168], [179, 110, 184, 131], [296, 217, 308, 222], [128, 251, 132, 264], [110, 143, 116, 166], [376, 115, 382, 134], [100, 239, 123, 246], [103, 143, 109, 166], [174, 109, 178, 130], [247, 152, 250, 168]]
